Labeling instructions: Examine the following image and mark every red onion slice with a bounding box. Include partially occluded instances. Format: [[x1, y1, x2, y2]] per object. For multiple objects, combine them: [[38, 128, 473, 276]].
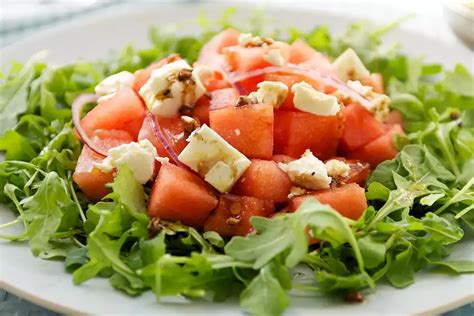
[[71, 94, 108, 157], [222, 68, 247, 95], [228, 65, 373, 108], [147, 112, 186, 167], [232, 80, 247, 95]]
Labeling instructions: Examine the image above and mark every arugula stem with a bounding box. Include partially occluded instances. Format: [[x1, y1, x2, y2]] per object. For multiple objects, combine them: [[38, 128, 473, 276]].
[[24, 169, 40, 195], [188, 228, 215, 253], [53, 229, 82, 239], [161, 255, 191, 264], [291, 283, 322, 292], [302, 254, 332, 271], [67, 176, 86, 222], [232, 267, 250, 286], [6, 161, 48, 175], [434, 129, 460, 177], [366, 199, 397, 230], [434, 178, 474, 215], [71, 236, 86, 248], [370, 14, 415, 39], [0, 218, 22, 229], [212, 261, 254, 269], [344, 218, 357, 225], [454, 204, 474, 220], [384, 232, 399, 249], [0, 233, 28, 240], [4, 187, 28, 231]]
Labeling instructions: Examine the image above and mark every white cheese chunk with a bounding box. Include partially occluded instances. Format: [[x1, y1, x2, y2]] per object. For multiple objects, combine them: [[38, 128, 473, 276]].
[[334, 80, 390, 121], [347, 80, 390, 121], [238, 33, 264, 47], [292, 81, 340, 116], [248, 81, 288, 108], [156, 156, 170, 164], [94, 139, 157, 184], [263, 48, 285, 66], [95, 71, 135, 103], [325, 159, 350, 178], [192, 65, 215, 89], [138, 60, 206, 117], [331, 48, 370, 82], [278, 149, 331, 190], [205, 161, 235, 193], [238, 33, 274, 47], [178, 124, 251, 192], [287, 186, 308, 199]]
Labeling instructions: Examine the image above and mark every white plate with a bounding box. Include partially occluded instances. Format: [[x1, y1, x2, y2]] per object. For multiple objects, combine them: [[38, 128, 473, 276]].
[[1, 2, 473, 315]]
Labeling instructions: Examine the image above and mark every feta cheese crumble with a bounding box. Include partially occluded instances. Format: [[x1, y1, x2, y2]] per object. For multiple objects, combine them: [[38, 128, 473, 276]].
[[178, 124, 251, 193], [325, 159, 350, 178], [249, 81, 288, 108], [331, 48, 370, 82], [204, 161, 235, 193], [278, 149, 331, 190], [94, 139, 158, 184], [95, 71, 135, 103], [139, 60, 207, 117], [334, 80, 390, 121], [181, 115, 200, 133], [238, 33, 274, 47], [292, 81, 340, 116], [263, 48, 285, 66], [287, 186, 308, 199]]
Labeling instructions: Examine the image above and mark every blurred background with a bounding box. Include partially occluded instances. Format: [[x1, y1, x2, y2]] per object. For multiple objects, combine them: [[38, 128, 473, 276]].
[[1, 0, 473, 49]]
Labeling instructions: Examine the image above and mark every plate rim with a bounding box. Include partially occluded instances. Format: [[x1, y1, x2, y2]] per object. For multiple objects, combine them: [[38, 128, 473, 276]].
[[1, 2, 473, 315], [0, 280, 82, 315], [2, 278, 474, 315]]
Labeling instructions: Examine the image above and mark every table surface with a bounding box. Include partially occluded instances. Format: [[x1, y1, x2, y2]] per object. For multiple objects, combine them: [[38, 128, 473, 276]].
[[0, 0, 473, 315]]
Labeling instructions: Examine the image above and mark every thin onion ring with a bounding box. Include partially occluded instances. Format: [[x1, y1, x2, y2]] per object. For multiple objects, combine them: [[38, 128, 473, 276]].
[[147, 112, 187, 167], [228, 65, 373, 108], [71, 94, 108, 157]]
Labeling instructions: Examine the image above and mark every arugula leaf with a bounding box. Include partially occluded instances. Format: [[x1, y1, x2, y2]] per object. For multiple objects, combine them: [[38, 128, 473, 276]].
[[431, 260, 474, 273], [225, 215, 294, 269], [111, 166, 147, 216], [109, 273, 145, 296], [226, 200, 364, 271], [240, 262, 289, 316], [0, 130, 37, 161], [21, 172, 78, 256], [357, 235, 386, 269], [0, 56, 44, 135], [202, 231, 225, 248], [444, 64, 474, 97], [65, 247, 88, 273], [385, 245, 414, 288], [73, 226, 142, 287], [315, 270, 373, 293]]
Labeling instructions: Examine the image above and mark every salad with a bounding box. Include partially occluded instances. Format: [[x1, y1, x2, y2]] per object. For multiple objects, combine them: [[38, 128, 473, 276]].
[[0, 10, 473, 315]]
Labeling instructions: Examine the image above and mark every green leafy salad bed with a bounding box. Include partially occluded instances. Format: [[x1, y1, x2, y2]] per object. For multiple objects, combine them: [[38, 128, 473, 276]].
[[0, 9, 473, 315]]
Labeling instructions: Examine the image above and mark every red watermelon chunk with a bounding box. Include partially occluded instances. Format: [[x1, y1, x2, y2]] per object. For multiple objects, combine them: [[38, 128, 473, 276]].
[[210, 103, 274, 159], [232, 159, 292, 203], [347, 124, 404, 168], [73, 129, 133, 201], [80, 87, 146, 140], [204, 194, 275, 236], [137, 115, 188, 160], [339, 103, 386, 153], [290, 183, 367, 220], [148, 163, 218, 228], [274, 110, 343, 160]]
